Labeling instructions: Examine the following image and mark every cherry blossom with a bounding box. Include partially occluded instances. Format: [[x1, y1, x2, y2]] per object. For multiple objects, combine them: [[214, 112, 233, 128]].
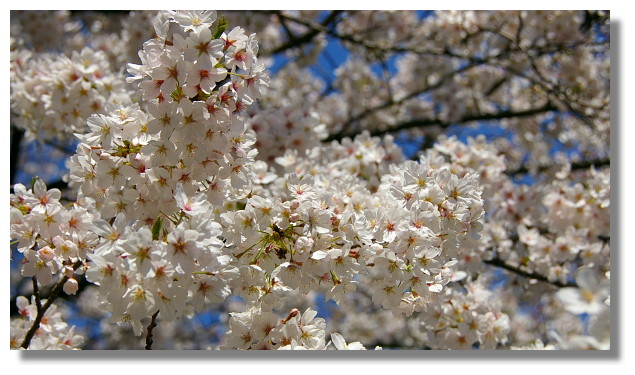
[[9, 10, 610, 351]]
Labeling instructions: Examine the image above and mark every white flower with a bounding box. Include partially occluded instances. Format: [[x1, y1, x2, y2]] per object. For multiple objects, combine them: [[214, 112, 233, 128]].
[[171, 10, 216, 33], [556, 267, 609, 315], [184, 57, 226, 95], [174, 183, 207, 217], [331, 332, 366, 350], [184, 27, 224, 61], [150, 53, 186, 97], [22, 249, 58, 286], [26, 178, 61, 213], [165, 225, 201, 275], [92, 214, 129, 254]]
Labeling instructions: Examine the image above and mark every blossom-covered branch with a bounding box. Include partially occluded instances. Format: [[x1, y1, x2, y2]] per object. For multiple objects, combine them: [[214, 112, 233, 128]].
[[10, 10, 610, 350]]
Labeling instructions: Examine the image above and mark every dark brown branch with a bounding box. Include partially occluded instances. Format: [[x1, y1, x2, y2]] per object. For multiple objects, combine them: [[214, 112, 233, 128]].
[[145, 310, 160, 350], [483, 257, 577, 288], [11, 272, 91, 319], [20, 260, 83, 349], [278, 16, 298, 44], [10, 127, 24, 185], [506, 157, 610, 177], [476, 29, 609, 117], [329, 102, 558, 142], [484, 76, 509, 97], [325, 62, 483, 142], [388, 103, 556, 136], [274, 11, 606, 63], [267, 11, 344, 55], [32, 277, 42, 311], [481, 223, 608, 289], [271, 10, 607, 144]]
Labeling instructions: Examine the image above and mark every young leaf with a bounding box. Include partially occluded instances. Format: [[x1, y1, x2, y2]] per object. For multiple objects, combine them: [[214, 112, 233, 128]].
[[152, 216, 163, 241], [30, 176, 39, 191], [212, 16, 229, 39]]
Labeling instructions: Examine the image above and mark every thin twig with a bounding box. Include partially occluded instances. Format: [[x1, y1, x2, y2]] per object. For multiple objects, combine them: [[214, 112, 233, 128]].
[[145, 310, 160, 350], [32, 277, 42, 311], [326, 62, 482, 141], [267, 11, 344, 55]]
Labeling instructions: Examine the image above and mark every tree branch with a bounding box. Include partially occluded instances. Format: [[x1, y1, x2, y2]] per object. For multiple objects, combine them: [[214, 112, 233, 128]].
[[272, 12, 608, 140], [325, 62, 483, 142], [10, 127, 24, 185], [506, 157, 610, 176], [266, 11, 344, 55], [273, 11, 606, 64], [328, 102, 558, 142], [20, 260, 83, 349], [483, 257, 577, 288], [32, 277, 42, 311]]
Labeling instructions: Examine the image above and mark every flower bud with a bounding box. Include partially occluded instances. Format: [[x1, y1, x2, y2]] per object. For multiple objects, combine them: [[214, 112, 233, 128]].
[[37, 246, 55, 262], [63, 265, 75, 278], [281, 308, 299, 324], [289, 200, 300, 210], [63, 278, 79, 295]]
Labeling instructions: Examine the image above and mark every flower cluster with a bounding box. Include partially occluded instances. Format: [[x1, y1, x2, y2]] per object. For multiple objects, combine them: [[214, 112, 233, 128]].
[[9, 10, 610, 350], [423, 134, 610, 349], [11, 296, 84, 350], [418, 280, 510, 349], [10, 47, 128, 142], [224, 306, 371, 350], [10, 10, 74, 52], [222, 131, 485, 317], [244, 64, 328, 164], [10, 178, 94, 289], [224, 306, 325, 349], [63, 10, 270, 335]]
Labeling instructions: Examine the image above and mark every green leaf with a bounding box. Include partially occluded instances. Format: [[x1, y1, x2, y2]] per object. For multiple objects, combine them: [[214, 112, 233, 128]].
[[30, 176, 40, 191], [212, 16, 229, 39], [152, 216, 163, 241]]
